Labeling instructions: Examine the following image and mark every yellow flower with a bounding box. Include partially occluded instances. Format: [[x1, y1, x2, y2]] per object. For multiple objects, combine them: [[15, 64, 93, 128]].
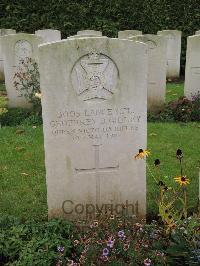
[[134, 149, 150, 159], [174, 176, 190, 186], [35, 92, 42, 99]]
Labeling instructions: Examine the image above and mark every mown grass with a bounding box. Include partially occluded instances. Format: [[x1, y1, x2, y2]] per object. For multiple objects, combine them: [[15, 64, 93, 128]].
[[0, 126, 47, 221], [147, 122, 200, 214], [166, 81, 184, 102], [0, 123, 199, 221]]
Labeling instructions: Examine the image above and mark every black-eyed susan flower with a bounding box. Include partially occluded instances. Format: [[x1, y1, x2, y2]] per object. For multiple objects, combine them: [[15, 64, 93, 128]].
[[174, 176, 190, 186], [176, 149, 183, 159], [134, 149, 150, 159], [158, 181, 165, 187], [154, 159, 160, 166]]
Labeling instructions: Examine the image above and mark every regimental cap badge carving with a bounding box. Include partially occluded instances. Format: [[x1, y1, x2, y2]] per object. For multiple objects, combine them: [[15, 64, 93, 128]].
[[71, 51, 118, 102]]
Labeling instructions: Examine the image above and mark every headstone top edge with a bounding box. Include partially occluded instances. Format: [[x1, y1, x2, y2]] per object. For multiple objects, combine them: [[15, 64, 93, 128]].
[[188, 34, 200, 39], [35, 29, 61, 32], [118, 30, 142, 33], [157, 30, 182, 35], [130, 34, 163, 39], [3, 33, 43, 39], [38, 36, 148, 50]]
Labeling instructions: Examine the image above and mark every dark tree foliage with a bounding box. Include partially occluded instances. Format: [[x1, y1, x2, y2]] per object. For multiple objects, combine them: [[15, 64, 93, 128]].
[[0, 0, 200, 73]]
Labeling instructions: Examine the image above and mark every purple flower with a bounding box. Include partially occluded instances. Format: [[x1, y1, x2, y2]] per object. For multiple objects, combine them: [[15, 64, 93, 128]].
[[102, 248, 109, 256], [57, 246, 65, 253], [144, 258, 151, 266], [118, 230, 125, 239], [107, 238, 115, 248]]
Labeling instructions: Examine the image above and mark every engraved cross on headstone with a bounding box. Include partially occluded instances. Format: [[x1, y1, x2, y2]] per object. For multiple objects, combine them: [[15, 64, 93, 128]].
[[75, 144, 119, 205]]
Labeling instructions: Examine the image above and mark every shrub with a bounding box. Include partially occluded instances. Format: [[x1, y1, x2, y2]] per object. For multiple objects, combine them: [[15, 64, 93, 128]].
[[191, 92, 200, 121], [13, 57, 41, 115], [0, 216, 73, 265], [168, 97, 193, 122], [148, 93, 200, 122]]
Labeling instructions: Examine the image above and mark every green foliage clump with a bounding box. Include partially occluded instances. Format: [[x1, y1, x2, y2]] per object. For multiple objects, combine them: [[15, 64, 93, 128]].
[[0, 216, 72, 266], [13, 57, 41, 115], [0, 108, 42, 126], [0, 1, 199, 72]]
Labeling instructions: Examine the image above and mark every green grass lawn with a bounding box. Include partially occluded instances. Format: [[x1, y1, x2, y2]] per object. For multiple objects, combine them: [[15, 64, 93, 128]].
[[0, 123, 199, 221], [0, 82, 5, 91], [166, 81, 184, 102]]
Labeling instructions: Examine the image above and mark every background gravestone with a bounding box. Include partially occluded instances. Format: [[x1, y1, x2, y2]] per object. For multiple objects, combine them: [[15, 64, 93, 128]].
[[129, 34, 167, 112], [77, 30, 102, 36], [184, 35, 200, 100], [0, 29, 16, 81], [35, 29, 61, 42], [2, 33, 43, 108], [195, 30, 200, 35], [118, 30, 142, 39], [157, 30, 182, 79], [68, 30, 103, 39], [39, 37, 148, 219]]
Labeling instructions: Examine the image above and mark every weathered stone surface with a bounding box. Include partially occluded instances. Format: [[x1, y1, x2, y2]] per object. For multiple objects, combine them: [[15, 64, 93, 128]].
[[118, 30, 142, 39], [184, 35, 200, 99], [2, 33, 43, 108], [129, 34, 167, 112], [0, 29, 16, 81], [35, 29, 61, 42], [77, 30, 102, 36], [68, 30, 103, 39], [39, 37, 148, 220], [157, 30, 182, 78]]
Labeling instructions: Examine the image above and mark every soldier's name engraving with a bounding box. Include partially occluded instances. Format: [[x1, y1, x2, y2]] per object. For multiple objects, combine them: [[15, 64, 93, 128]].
[[49, 106, 142, 140]]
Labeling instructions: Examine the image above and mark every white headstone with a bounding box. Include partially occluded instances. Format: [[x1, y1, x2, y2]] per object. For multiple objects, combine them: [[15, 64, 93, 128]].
[[118, 30, 142, 39], [39, 37, 148, 219], [2, 33, 43, 108], [35, 29, 61, 42], [195, 30, 200, 35], [68, 30, 103, 39], [77, 30, 102, 36], [0, 29, 16, 81], [184, 35, 200, 99], [157, 30, 182, 78], [129, 34, 167, 112]]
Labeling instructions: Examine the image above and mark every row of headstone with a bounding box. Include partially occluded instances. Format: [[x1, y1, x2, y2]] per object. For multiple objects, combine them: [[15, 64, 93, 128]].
[[115, 30, 200, 100], [1, 28, 199, 113], [0, 29, 167, 112]]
